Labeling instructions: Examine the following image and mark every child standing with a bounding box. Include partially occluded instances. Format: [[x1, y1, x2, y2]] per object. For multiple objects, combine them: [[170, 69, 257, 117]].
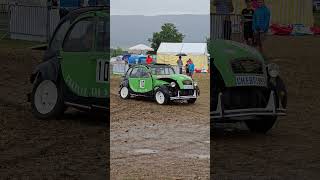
[[188, 59, 195, 79], [241, 0, 255, 45], [252, 0, 270, 53]]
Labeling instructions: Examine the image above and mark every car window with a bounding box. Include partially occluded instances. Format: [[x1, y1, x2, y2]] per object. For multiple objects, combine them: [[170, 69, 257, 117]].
[[63, 17, 95, 52], [130, 68, 140, 78], [139, 67, 151, 78], [125, 68, 133, 78], [151, 66, 175, 75], [96, 17, 109, 52], [130, 67, 150, 78], [50, 20, 71, 52]]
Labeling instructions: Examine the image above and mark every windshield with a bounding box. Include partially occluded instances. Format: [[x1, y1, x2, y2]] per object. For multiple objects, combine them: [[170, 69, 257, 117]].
[[151, 66, 176, 75]]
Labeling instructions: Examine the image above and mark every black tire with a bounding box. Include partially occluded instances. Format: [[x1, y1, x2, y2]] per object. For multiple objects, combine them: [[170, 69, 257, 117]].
[[31, 75, 65, 120], [187, 98, 197, 104], [211, 64, 224, 111], [245, 117, 277, 134], [275, 77, 287, 109], [154, 87, 169, 105], [245, 77, 287, 133], [195, 86, 200, 96]]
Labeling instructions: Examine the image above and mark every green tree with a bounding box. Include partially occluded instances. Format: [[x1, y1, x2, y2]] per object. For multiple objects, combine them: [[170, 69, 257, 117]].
[[148, 23, 185, 52], [111, 47, 123, 57]]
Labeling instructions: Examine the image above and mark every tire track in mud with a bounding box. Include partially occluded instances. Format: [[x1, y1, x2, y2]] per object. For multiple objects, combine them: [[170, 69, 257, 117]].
[[0, 98, 27, 111], [110, 75, 210, 178]]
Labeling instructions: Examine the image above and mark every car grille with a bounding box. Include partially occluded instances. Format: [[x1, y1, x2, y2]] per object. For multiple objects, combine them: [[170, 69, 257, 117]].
[[183, 80, 193, 85], [231, 59, 263, 74], [179, 90, 194, 96]]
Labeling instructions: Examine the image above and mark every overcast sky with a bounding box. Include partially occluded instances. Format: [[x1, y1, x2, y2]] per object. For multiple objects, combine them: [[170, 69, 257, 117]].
[[111, 0, 209, 16]]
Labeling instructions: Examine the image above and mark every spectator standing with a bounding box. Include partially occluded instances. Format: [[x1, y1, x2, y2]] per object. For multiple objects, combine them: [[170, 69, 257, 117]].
[[188, 59, 195, 79], [185, 59, 191, 76], [241, 0, 255, 45], [146, 54, 153, 65], [252, 0, 270, 53], [177, 56, 183, 74], [213, 0, 234, 40]]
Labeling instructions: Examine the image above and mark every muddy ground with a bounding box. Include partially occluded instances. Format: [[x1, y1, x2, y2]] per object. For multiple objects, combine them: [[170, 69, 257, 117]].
[[0, 40, 108, 179], [212, 36, 320, 179], [110, 74, 210, 179]]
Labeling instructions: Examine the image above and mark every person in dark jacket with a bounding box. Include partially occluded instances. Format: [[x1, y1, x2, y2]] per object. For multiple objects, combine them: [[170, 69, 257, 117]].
[[241, 0, 255, 45], [177, 56, 183, 74]]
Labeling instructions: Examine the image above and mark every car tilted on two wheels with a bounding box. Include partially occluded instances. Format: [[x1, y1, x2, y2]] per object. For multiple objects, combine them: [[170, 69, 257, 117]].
[[210, 40, 287, 133], [119, 64, 200, 105], [28, 7, 109, 119]]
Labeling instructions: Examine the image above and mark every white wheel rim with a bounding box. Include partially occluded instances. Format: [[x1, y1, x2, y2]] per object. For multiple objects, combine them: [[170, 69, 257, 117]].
[[120, 87, 129, 98], [155, 91, 165, 104], [34, 80, 58, 114]]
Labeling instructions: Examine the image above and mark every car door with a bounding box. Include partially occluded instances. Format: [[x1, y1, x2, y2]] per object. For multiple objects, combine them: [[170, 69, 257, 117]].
[[61, 14, 96, 97], [60, 12, 109, 99], [129, 67, 153, 93], [87, 13, 109, 99]]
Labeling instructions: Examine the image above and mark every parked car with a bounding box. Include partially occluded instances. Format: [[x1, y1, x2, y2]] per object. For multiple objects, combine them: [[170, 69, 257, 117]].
[[119, 64, 200, 105], [210, 40, 287, 133], [28, 7, 109, 119]]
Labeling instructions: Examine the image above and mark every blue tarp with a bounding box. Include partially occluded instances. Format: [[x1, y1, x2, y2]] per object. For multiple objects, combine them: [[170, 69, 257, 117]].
[[128, 55, 147, 64]]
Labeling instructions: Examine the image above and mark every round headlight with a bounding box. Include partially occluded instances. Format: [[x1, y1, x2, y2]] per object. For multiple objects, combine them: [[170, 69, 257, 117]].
[[194, 81, 198, 86], [170, 82, 176, 87], [267, 63, 280, 78]]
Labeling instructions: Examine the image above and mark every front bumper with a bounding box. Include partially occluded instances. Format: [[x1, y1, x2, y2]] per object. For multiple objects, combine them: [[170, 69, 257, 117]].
[[170, 90, 198, 100], [211, 91, 286, 119]]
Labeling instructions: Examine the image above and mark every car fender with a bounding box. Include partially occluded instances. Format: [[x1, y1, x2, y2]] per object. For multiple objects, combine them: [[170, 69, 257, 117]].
[[154, 85, 171, 97], [120, 79, 129, 88], [30, 57, 60, 84]]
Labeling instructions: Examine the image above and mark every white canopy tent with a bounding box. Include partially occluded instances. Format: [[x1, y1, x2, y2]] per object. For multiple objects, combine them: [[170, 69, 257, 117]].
[[128, 44, 154, 54]]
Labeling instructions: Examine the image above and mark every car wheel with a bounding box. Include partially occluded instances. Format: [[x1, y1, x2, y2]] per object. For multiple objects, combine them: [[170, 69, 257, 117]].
[[245, 117, 277, 134], [211, 65, 224, 111], [120, 86, 130, 99], [244, 88, 276, 133], [31, 76, 64, 120], [155, 88, 168, 105], [275, 77, 287, 109], [187, 98, 197, 104]]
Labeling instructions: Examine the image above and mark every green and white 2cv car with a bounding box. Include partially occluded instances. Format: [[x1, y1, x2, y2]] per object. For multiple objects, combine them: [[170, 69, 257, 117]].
[[119, 64, 200, 105], [210, 40, 287, 133], [28, 7, 109, 119]]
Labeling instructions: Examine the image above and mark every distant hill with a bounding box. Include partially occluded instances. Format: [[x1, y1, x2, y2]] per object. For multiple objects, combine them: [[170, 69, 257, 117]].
[[111, 14, 209, 49]]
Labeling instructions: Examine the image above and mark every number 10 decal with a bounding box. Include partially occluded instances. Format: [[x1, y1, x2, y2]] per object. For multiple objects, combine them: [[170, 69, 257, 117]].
[[96, 59, 109, 83]]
